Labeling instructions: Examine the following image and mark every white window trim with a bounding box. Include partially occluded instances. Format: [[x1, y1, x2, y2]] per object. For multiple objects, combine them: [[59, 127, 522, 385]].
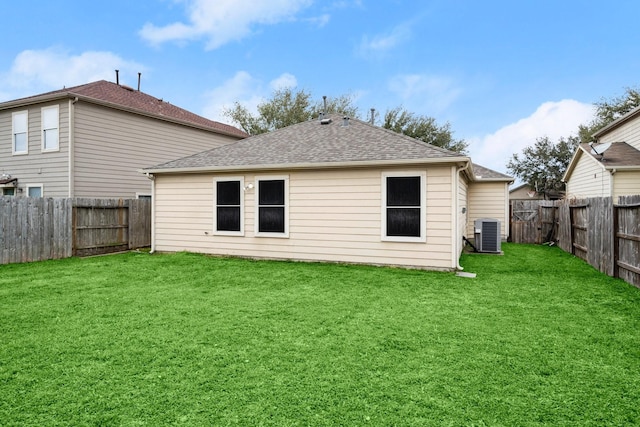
[[26, 184, 44, 198], [381, 171, 427, 243], [12, 111, 28, 155], [213, 176, 245, 236], [41, 105, 60, 152], [254, 175, 289, 238]]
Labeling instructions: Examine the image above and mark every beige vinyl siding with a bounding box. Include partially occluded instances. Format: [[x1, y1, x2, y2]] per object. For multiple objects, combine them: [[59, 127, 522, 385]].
[[0, 101, 69, 197], [566, 153, 610, 198], [73, 102, 240, 198], [467, 182, 509, 239], [599, 118, 640, 151], [154, 166, 456, 269], [613, 171, 640, 199]]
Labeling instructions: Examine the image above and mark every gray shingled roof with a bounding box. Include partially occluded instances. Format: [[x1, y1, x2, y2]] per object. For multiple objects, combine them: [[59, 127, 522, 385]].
[[579, 142, 640, 167], [0, 80, 248, 138], [146, 115, 468, 172], [472, 163, 513, 180]]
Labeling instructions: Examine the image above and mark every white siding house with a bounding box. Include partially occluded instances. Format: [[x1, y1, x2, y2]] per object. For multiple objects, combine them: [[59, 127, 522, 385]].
[[0, 80, 247, 198], [144, 115, 512, 270], [564, 105, 640, 200]]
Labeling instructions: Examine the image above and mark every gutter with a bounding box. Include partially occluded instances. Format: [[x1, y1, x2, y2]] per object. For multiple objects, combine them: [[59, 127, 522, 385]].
[[144, 172, 156, 254], [454, 161, 471, 271], [141, 156, 472, 175]]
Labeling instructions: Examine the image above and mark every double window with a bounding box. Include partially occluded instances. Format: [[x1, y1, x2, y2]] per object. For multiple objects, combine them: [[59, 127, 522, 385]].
[[382, 172, 426, 242], [212, 176, 289, 237], [12, 111, 28, 155], [42, 106, 59, 151], [214, 177, 244, 235]]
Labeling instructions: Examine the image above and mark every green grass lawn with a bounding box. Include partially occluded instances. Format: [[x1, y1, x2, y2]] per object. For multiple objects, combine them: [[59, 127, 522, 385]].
[[0, 244, 639, 426]]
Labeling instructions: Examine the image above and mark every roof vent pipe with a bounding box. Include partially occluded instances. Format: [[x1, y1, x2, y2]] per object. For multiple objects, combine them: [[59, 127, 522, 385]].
[[115, 69, 120, 85], [323, 95, 327, 113], [370, 108, 375, 125], [137, 72, 141, 91]]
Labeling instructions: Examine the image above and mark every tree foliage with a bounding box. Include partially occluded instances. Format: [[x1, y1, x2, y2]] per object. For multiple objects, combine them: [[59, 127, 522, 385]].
[[578, 86, 640, 142], [223, 89, 466, 154], [382, 107, 468, 153], [223, 88, 358, 135], [506, 136, 579, 197]]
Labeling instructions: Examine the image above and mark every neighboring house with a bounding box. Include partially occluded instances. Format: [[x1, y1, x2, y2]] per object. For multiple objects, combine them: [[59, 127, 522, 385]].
[[509, 183, 543, 200], [0, 80, 247, 198], [143, 115, 512, 270], [564, 106, 640, 200]]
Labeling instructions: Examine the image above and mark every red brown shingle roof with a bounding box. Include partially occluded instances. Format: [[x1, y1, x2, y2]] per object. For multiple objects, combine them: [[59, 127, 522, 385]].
[[1, 80, 248, 138]]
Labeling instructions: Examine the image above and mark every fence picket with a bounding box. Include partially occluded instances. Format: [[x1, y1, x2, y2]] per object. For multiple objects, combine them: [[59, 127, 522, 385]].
[[0, 196, 150, 265]]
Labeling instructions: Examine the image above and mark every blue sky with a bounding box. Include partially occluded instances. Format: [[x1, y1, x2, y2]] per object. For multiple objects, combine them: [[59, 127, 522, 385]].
[[2, 0, 640, 175]]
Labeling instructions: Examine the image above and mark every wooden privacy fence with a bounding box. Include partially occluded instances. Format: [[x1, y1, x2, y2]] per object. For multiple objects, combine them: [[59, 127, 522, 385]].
[[510, 195, 640, 287], [0, 197, 151, 264]]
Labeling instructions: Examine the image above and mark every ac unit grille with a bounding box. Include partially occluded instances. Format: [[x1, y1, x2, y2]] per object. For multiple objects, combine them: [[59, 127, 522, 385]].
[[475, 218, 501, 253]]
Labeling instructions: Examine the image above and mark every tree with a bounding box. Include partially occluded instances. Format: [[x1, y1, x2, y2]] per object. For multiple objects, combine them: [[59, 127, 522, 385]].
[[506, 136, 579, 198], [382, 107, 468, 153], [223, 89, 466, 155], [223, 88, 359, 135], [578, 86, 640, 142]]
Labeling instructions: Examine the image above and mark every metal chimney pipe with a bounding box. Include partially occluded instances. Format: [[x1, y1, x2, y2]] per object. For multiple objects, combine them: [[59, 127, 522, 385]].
[[323, 95, 327, 114], [370, 108, 375, 125], [115, 69, 120, 85], [137, 72, 141, 91]]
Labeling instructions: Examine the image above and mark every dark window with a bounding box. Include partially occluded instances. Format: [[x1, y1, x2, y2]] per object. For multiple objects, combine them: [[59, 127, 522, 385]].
[[258, 180, 285, 233], [216, 181, 241, 232], [386, 176, 421, 237]]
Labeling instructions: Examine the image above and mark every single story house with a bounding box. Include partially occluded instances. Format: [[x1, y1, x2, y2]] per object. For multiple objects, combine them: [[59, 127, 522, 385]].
[[0, 79, 246, 198], [143, 115, 513, 270], [563, 105, 640, 200]]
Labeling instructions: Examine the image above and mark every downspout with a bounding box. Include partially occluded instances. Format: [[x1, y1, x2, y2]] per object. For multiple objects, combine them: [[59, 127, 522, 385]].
[[145, 172, 156, 253], [68, 97, 78, 197], [454, 162, 471, 270]]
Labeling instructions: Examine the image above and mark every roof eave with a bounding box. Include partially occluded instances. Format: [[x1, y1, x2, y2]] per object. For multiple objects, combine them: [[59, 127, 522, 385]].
[[142, 156, 471, 175], [563, 145, 606, 182], [0, 92, 72, 110]]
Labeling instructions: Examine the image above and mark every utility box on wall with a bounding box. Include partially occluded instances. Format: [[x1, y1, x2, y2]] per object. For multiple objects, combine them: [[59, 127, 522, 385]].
[[474, 218, 501, 253]]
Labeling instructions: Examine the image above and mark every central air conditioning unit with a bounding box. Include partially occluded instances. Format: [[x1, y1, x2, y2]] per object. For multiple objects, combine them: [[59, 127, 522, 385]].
[[474, 218, 501, 253]]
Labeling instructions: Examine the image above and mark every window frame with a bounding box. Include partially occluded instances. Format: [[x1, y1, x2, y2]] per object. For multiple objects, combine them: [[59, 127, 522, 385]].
[[12, 111, 28, 155], [26, 184, 43, 198], [381, 171, 427, 243], [254, 175, 289, 238], [213, 176, 245, 236], [41, 105, 60, 152]]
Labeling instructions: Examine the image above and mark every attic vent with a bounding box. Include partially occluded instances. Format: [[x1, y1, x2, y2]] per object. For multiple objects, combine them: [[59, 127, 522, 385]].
[[320, 118, 332, 125], [342, 116, 350, 126], [120, 84, 135, 91], [474, 218, 501, 253]]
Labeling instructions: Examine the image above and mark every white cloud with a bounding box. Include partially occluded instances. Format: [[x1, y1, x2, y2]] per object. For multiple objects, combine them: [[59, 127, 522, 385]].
[[388, 74, 462, 113], [269, 73, 298, 91], [139, 0, 314, 50], [1, 48, 144, 100], [357, 22, 412, 58], [203, 71, 298, 124], [468, 100, 595, 175]]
